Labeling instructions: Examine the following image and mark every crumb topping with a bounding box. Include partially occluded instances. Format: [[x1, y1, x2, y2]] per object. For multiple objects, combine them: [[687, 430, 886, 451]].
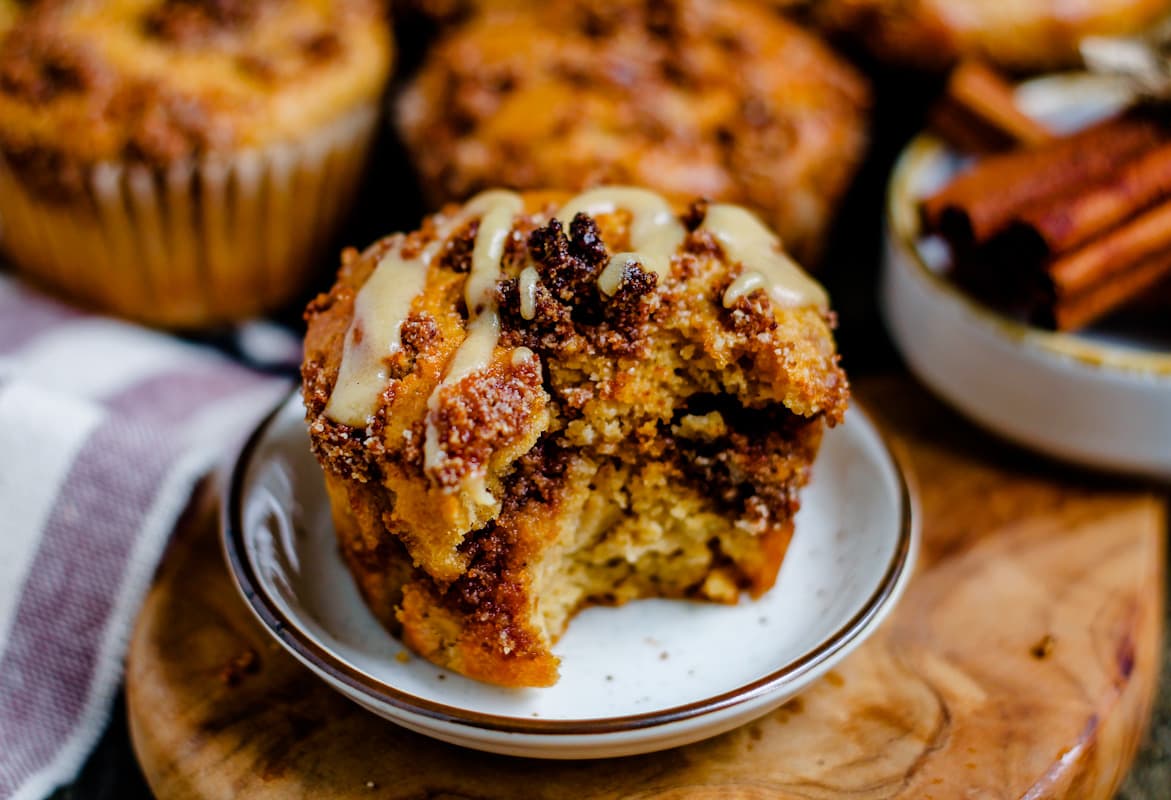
[[395, 0, 870, 263], [305, 187, 845, 551], [142, 0, 274, 44], [427, 358, 545, 490], [497, 213, 661, 359], [0, 24, 108, 104], [0, 0, 391, 190]]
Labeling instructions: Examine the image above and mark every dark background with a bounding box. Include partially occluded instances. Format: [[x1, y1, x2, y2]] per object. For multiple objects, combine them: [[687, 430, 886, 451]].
[[46, 20, 1171, 800]]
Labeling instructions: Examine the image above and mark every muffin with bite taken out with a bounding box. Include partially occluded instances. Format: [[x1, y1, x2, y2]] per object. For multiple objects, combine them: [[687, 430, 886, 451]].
[[302, 186, 848, 687]]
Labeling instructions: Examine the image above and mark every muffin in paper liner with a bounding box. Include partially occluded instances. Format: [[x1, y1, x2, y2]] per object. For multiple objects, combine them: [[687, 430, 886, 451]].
[[0, 106, 378, 327], [0, 0, 392, 328]]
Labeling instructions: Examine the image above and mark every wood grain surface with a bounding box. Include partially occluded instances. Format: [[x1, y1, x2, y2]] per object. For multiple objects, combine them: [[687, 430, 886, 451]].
[[125, 377, 1166, 799]]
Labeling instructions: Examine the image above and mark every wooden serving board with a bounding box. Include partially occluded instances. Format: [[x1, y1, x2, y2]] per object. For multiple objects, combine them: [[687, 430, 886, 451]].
[[126, 377, 1166, 799]]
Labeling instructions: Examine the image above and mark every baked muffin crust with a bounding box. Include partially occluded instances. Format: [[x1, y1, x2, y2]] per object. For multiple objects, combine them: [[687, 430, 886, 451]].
[[0, 0, 391, 193], [303, 187, 848, 686], [395, 0, 869, 264]]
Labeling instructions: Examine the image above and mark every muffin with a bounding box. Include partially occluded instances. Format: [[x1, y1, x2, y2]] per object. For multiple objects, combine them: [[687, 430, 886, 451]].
[[395, 0, 870, 265], [0, 0, 393, 327], [811, 0, 1171, 72], [302, 186, 848, 687]]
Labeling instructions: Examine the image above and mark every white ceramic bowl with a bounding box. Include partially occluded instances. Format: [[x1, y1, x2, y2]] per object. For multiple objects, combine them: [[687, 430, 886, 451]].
[[882, 74, 1171, 481], [222, 393, 917, 759]]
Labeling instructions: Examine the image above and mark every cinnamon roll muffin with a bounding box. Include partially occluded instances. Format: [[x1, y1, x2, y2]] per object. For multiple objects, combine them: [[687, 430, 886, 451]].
[[395, 0, 869, 265], [302, 187, 848, 687], [0, 0, 392, 327]]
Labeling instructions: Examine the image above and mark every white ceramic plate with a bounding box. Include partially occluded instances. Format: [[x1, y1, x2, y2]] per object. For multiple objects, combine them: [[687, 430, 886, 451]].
[[223, 392, 917, 759], [883, 73, 1171, 481]]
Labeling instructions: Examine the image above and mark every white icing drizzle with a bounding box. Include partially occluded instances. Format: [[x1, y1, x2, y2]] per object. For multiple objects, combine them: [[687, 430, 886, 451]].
[[556, 187, 685, 282], [422, 190, 523, 482], [325, 190, 523, 432], [421, 313, 503, 477], [463, 474, 495, 507], [700, 204, 828, 310], [723, 271, 767, 303], [511, 346, 536, 367], [597, 252, 640, 296], [324, 241, 435, 427], [435, 311, 502, 398], [518, 266, 540, 320], [464, 190, 523, 313], [326, 187, 825, 514]]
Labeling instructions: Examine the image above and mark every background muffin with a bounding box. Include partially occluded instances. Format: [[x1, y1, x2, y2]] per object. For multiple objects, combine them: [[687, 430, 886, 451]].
[[810, 0, 1171, 72], [395, 0, 870, 265], [302, 186, 847, 686], [0, 0, 393, 327]]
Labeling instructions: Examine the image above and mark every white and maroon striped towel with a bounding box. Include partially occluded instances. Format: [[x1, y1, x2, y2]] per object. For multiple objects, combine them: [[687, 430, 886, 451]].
[[0, 274, 296, 800]]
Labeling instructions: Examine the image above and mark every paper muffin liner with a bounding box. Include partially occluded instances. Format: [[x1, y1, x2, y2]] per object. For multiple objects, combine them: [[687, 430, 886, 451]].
[[0, 104, 379, 328]]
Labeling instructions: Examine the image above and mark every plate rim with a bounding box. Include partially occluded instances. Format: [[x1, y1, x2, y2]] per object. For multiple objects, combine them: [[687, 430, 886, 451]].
[[221, 390, 917, 738], [887, 73, 1171, 379]]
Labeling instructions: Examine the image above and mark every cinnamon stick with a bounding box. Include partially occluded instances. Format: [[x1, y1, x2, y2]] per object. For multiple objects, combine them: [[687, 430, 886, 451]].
[[1045, 196, 1171, 300], [920, 113, 1166, 247], [929, 61, 1054, 154], [1008, 139, 1171, 256], [1040, 248, 1171, 331]]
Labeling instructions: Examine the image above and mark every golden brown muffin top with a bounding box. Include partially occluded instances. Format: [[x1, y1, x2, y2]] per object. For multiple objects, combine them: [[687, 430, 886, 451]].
[[812, 0, 1171, 71], [302, 187, 848, 583], [0, 0, 392, 182], [395, 0, 869, 264]]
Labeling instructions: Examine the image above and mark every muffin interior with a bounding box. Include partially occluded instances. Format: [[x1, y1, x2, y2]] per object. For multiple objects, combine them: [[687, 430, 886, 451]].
[[522, 396, 821, 646]]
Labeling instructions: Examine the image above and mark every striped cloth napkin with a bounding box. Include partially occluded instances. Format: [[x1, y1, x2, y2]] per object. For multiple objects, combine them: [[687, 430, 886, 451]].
[[0, 274, 296, 800]]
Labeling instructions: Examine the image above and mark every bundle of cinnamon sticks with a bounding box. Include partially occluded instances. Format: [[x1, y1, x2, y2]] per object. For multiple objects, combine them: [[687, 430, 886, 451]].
[[920, 66, 1171, 332]]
